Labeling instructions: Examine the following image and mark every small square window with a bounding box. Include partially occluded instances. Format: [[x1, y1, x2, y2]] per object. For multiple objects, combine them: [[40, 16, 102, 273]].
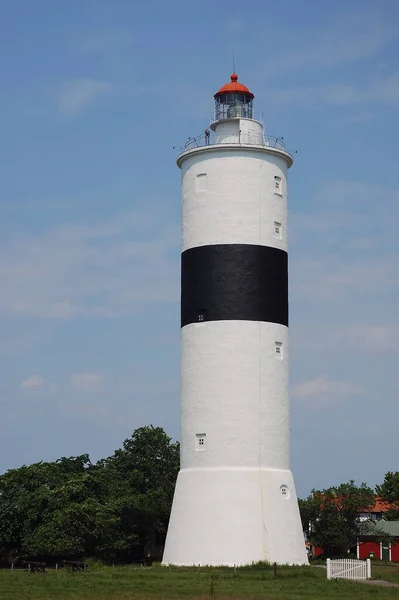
[[196, 173, 207, 192], [275, 342, 283, 359], [274, 221, 282, 239], [196, 433, 206, 451], [196, 309, 207, 322], [280, 485, 289, 498]]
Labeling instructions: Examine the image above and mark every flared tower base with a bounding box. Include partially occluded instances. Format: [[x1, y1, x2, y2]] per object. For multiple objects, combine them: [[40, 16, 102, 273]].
[[162, 467, 308, 566]]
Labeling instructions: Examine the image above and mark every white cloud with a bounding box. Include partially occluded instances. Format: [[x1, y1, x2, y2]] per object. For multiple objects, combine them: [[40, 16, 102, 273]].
[[69, 373, 106, 393], [0, 207, 179, 319], [292, 257, 399, 302], [20, 375, 44, 389], [292, 324, 399, 355], [289, 180, 399, 302], [57, 78, 112, 116], [334, 325, 399, 352], [262, 72, 399, 110], [293, 377, 361, 404], [0, 331, 44, 356], [256, 13, 399, 81], [251, 12, 399, 111]]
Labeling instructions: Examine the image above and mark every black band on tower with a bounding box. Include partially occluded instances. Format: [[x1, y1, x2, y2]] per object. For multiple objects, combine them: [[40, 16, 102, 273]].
[[181, 244, 288, 328]]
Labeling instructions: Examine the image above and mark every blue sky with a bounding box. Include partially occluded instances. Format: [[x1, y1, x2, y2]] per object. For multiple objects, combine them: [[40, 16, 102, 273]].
[[0, 0, 398, 498]]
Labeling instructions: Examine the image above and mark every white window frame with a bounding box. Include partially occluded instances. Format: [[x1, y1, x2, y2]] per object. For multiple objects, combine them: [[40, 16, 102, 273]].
[[274, 175, 283, 195], [196, 433, 206, 451], [274, 221, 282, 239], [196, 173, 207, 192], [275, 341, 283, 359]]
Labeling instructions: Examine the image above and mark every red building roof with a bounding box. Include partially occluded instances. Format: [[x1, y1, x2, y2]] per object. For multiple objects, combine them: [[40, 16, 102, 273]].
[[313, 493, 392, 513], [214, 73, 255, 99], [366, 499, 391, 513]]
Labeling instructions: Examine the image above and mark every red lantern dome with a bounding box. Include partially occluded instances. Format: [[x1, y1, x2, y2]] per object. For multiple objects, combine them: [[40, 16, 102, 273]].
[[213, 73, 254, 121], [214, 73, 254, 99]]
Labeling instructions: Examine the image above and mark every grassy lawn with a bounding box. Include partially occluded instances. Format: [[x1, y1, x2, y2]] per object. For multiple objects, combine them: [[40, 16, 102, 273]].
[[373, 561, 399, 584], [0, 562, 398, 600]]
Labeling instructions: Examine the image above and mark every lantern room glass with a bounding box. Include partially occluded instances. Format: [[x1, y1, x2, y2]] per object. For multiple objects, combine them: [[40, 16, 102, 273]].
[[215, 93, 253, 120]]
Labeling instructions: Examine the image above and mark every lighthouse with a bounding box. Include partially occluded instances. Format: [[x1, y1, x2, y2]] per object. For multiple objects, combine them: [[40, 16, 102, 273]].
[[162, 74, 308, 566]]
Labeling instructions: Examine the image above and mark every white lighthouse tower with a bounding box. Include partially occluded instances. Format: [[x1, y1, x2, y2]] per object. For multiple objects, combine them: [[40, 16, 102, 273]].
[[163, 74, 308, 566]]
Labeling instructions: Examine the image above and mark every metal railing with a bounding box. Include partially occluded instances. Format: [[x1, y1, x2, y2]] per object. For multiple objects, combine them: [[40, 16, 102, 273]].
[[182, 131, 288, 153]]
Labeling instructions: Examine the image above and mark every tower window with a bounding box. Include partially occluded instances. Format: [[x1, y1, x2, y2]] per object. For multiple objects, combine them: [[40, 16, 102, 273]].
[[196, 433, 206, 451], [274, 221, 282, 239], [196, 309, 207, 322], [196, 173, 207, 192], [275, 342, 283, 359], [274, 176, 282, 194]]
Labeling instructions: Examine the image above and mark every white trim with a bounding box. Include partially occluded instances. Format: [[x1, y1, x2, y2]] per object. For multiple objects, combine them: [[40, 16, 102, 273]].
[[177, 143, 293, 169]]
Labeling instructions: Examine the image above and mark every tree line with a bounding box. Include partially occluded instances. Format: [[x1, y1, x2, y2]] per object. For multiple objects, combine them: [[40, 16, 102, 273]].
[[0, 426, 179, 564], [0, 424, 398, 563], [299, 475, 399, 557]]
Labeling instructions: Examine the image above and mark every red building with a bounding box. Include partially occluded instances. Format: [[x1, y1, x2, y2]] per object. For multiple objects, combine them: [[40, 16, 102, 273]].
[[357, 521, 399, 562], [309, 498, 395, 560], [358, 499, 391, 522]]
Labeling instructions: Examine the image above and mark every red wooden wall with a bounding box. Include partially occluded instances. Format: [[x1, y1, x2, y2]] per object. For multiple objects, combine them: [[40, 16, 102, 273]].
[[391, 543, 399, 562], [358, 541, 380, 560]]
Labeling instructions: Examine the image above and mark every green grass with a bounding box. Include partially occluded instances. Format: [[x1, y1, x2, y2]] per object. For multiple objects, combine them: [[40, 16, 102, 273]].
[[0, 562, 398, 600], [372, 561, 399, 584]]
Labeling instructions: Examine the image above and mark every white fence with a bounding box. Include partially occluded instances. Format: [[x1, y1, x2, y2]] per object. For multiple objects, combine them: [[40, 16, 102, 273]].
[[326, 558, 371, 581]]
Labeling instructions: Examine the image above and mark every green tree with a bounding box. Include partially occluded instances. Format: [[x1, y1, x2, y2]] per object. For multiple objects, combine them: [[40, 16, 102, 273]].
[[0, 427, 180, 563], [376, 471, 399, 520], [299, 481, 375, 557], [103, 426, 180, 556], [22, 467, 138, 561], [0, 455, 90, 559], [105, 426, 179, 494]]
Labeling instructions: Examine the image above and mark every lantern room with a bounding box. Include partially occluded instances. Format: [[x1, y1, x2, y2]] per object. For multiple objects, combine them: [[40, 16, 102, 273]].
[[213, 73, 254, 121]]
